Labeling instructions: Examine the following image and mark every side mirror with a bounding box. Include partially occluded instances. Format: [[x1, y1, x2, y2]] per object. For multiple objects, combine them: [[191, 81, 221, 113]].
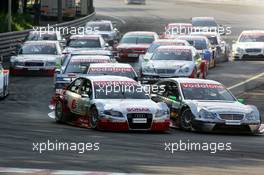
[[237, 98, 245, 104], [114, 28, 118, 32], [169, 95, 177, 101]]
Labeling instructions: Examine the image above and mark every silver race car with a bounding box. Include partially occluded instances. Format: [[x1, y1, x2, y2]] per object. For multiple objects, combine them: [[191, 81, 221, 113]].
[[85, 20, 120, 46], [151, 78, 261, 134]]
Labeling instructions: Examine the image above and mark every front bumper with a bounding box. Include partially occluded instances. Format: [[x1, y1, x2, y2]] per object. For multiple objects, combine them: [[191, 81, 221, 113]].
[[11, 67, 55, 76], [192, 119, 261, 134], [233, 51, 264, 60], [97, 117, 170, 132]]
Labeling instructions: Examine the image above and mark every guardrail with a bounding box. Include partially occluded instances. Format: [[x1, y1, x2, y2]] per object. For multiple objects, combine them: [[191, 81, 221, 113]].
[[0, 11, 96, 60]]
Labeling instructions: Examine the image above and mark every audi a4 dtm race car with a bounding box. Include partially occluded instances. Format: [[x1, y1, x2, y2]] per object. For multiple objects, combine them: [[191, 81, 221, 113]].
[[232, 30, 264, 60], [87, 63, 138, 81], [151, 78, 261, 134], [54, 54, 112, 91], [140, 45, 207, 83], [116, 31, 159, 61], [141, 39, 190, 61], [63, 34, 108, 55], [10, 41, 63, 76], [85, 20, 120, 46], [49, 76, 170, 131], [0, 63, 9, 99]]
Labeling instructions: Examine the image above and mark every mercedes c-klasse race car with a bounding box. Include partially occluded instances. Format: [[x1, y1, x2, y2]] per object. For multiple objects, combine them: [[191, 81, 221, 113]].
[[175, 35, 216, 68], [55, 54, 112, 91], [116, 31, 159, 61], [0, 63, 9, 99], [63, 34, 108, 55], [161, 23, 193, 39], [191, 32, 230, 62], [87, 63, 138, 81], [10, 41, 63, 76], [49, 76, 170, 131], [232, 30, 264, 60], [85, 20, 120, 46], [151, 78, 262, 134], [141, 39, 190, 61], [140, 45, 207, 83]]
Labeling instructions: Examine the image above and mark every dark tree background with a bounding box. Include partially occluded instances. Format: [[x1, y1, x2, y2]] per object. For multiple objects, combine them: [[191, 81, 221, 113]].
[[0, 0, 23, 13]]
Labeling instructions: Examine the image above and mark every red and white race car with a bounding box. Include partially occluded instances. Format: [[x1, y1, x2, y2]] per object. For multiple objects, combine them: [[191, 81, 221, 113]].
[[0, 63, 9, 98], [115, 31, 159, 61], [49, 75, 170, 131]]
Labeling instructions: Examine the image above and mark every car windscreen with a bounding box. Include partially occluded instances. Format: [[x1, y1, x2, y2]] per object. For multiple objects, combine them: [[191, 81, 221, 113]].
[[181, 83, 236, 101], [187, 39, 207, 50], [86, 23, 111, 31], [19, 44, 57, 55], [88, 67, 136, 79], [239, 34, 264, 42], [94, 83, 149, 99], [26, 33, 57, 41], [120, 35, 154, 44], [192, 19, 218, 27], [65, 57, 110, 73], [152, 49, 192, 61], [207, 36, 218, 45], [67, 39, 101, 48]]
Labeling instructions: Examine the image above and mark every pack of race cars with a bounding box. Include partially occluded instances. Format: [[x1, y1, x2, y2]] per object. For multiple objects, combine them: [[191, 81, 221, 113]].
[[2, 18, 263, 134]]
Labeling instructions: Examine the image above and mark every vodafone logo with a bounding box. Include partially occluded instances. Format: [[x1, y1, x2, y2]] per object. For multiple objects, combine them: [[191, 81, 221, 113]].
[[127, 107, 150, 112]]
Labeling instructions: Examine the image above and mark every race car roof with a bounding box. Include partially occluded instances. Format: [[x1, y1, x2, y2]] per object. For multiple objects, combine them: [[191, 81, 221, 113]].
[[191, 32, 219, 37], [170, 78, 222, 85], [192, 17, 215, 20], [87, 20, 112, 24], [156, 45, 193, 51], [71, 50, 112, 56], [24, 40, 59, 45], [29, 30, 60, 34], [125, 31, 157, 36], [82, 75, 136, 82], [241, 30, 264, 34], [153, 39, 189, 44], [89, 63, 133, 69], [69, 34, 102, 39], [167, 23, 192, 27], [177, 35, 208, 40]]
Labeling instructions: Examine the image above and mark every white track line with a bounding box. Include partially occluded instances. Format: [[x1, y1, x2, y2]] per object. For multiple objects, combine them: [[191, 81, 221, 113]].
[[227, 72, 264, 90]]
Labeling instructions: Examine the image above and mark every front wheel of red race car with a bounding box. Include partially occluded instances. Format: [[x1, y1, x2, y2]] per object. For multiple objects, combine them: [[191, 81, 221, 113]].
[[55, 101, 65, 123], [90, 107, 99, 129]]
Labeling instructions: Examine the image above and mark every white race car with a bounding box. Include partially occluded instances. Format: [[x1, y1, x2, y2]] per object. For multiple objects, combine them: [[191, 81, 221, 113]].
[[0, 63, 9, 98], [10, 41, 63, 76], [151, 78, 262, 134], [232, 30, 264, 60], [50, 76, 170, 131]]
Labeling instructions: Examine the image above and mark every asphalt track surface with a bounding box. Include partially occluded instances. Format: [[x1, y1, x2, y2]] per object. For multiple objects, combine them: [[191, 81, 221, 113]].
[[0, 0, 264, 174]]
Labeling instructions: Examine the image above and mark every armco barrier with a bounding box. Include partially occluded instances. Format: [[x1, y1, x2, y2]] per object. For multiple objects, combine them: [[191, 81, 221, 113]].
[[0, 11, 96, 60]]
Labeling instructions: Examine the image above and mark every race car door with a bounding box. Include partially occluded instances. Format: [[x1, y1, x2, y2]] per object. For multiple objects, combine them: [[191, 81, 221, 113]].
[[78, 79, 93, 116], [65, 78, 83, 115]]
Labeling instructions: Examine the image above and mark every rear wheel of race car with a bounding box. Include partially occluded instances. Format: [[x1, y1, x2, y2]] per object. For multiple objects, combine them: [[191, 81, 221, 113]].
[[90, 107, 99, 129], [55, 101, 64, 123], [180, 108, 193, 131]]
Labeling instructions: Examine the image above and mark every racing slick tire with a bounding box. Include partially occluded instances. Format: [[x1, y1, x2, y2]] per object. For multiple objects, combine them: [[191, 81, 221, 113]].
[[55, 101, 65, 123], [180, 108, 193, 131], [90, 107, 99, 129]]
